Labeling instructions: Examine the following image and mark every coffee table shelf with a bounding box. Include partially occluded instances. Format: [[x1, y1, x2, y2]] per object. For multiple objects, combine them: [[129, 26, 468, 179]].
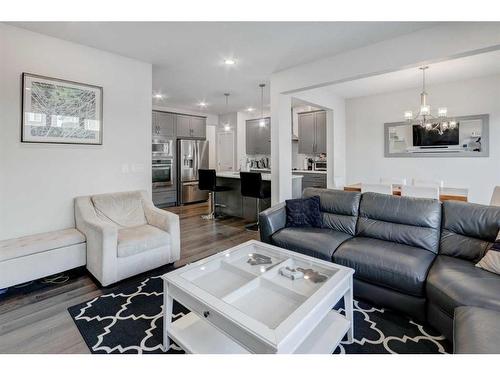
[[169, 309, 349, 354]]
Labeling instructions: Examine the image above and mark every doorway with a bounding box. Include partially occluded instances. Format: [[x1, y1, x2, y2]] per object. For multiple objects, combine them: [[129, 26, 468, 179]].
[[216, 131, 235, 172]]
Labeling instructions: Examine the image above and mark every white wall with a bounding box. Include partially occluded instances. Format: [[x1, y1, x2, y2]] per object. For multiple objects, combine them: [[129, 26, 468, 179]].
[[0, 24, 152, 240], [346, 75, 500, 204]]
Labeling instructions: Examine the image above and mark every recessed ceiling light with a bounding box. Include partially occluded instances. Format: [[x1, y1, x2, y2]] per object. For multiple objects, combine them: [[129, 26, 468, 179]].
[[199, 101, 207, 107], [224, 58, 236, 66], [153, 94, 164, 99], [246, 107, 254, 112]]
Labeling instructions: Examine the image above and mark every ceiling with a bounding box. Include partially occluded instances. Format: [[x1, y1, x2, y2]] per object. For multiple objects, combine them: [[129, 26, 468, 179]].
[[325, 49, 500, 99], [10, 22, 440, 114]]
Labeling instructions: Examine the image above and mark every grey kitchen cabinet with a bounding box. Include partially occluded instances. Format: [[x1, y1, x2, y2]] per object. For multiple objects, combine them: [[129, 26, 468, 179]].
[[152, 111, 175, 137], [190, 116, 206, 138], [297, 112, 315, 154], [315, 110, 327, 154], [298, 110, 326, 155], [152, 188, 177, 208], [293, 172, 327, 189], [176, 114, 206, 138], [246, 117, 270, 155]]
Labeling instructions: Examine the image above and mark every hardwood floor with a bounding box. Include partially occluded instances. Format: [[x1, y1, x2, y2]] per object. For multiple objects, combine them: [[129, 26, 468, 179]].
[[0, 202, 258, 353]]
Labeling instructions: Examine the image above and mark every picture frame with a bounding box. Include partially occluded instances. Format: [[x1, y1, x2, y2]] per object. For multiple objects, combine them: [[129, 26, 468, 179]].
[[21, 72, 103, 145]]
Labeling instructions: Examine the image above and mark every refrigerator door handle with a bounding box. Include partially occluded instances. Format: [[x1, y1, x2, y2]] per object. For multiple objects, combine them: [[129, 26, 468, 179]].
[[193, 141, 198, 179]]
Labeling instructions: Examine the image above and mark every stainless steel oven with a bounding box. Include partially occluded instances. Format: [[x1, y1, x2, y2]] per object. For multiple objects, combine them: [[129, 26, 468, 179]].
[[152, 158, 173, 188], [152, 137, 174, 158]]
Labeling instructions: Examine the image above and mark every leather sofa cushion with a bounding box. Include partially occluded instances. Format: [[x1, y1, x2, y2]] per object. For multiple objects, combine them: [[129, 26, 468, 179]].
[[333, 237, 436, 297], [440, 201, 500, 262], [303, 188, 361, 236], [92, 191, 148, 228], [357, 192, 442, 253], [272, 227, 351, 261], [117, 224, 170, 258], [454, 306, 500, 354], [427, 255, 500, 316], [0, 228, 86, 262]]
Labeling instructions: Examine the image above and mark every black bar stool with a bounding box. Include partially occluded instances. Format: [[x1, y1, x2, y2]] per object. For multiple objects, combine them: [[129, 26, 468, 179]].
[[198, 169, 231, 220], [240, 172, 271, 231]]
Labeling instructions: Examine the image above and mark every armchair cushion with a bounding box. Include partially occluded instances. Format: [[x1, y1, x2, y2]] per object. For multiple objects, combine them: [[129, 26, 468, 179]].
[[117, 224, 170, 258], [91, 191, 147, 228]]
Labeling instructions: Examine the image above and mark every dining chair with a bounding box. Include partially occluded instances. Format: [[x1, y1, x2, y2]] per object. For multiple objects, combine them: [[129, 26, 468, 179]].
[[401, 185, 440, 200], [412, 178, 444, 188], [380, 177, 407, 186], [361, 183, 393, 195], [491, 186, 500, 207]]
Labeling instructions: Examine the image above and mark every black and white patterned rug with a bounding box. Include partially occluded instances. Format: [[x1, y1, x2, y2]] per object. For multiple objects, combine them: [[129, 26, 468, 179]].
[[68, 269, 451, 354]]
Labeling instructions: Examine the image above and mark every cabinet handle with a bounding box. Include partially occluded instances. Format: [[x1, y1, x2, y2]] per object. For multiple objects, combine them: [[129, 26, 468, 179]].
[[203, 311, 210, 318]]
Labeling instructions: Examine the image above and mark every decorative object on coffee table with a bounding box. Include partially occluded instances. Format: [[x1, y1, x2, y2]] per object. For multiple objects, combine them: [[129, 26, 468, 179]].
[[247, 253, 272, 266]]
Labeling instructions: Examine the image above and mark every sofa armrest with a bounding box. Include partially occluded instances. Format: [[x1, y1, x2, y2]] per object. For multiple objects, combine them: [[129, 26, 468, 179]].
[[259, 202, 286, 244], [143, 203, 181, 262]]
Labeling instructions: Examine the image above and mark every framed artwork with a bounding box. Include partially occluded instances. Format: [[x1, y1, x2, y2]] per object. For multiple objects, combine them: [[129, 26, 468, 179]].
[[21, 73, 103, 145]]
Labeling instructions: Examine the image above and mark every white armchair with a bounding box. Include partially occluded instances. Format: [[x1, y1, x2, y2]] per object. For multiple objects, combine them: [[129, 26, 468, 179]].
[[75, 190, 180, 286]]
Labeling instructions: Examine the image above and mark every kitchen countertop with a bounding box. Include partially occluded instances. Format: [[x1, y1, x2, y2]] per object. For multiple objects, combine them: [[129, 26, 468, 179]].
[[217, 171, 303, 180], [248, 168, 327, 175], [292, 169, 327, 175]]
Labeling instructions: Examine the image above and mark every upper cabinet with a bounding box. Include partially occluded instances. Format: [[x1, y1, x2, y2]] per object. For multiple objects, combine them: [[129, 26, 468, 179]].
[[176, 114, 206, 139], [298, 110, 326, 154], [246, 117, 271, 155], [153, 111, 206, 139], [152, 111, 175, 137]]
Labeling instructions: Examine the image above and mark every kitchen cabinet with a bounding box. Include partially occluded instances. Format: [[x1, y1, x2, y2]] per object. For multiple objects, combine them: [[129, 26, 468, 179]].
[[298, 110, 326, 155], [152, 111, 175, 137], [152, 188, 177, 207], [246, 117, 270, 155], [176, 114, 206, 139], [293, 171, 327, 189]]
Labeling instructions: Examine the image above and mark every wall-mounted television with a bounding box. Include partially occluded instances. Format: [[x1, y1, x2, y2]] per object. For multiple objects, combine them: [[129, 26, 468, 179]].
[[412, 124, 459, 147]]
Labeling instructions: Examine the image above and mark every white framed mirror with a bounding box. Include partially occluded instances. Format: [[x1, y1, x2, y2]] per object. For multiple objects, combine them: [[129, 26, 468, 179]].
[[384, 114, 489, 158]]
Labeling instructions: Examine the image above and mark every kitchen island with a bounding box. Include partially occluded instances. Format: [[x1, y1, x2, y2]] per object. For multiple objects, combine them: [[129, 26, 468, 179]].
[[214, 171, 303, 220]]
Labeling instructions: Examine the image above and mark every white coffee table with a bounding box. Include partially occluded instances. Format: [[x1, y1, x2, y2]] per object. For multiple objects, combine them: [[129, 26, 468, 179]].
[[162, 240, 354, 354]]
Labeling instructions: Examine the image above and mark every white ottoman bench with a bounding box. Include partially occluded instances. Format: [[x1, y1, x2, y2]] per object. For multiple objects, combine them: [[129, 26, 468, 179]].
[[0, 229, 86, 290]]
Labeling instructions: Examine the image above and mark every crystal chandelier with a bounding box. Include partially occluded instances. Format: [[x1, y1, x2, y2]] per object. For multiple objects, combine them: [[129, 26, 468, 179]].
[[404, 66, 456, 135]]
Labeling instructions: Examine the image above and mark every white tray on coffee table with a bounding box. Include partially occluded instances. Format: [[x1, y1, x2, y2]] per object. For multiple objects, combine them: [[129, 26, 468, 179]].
[[162, 240, 354, 354]]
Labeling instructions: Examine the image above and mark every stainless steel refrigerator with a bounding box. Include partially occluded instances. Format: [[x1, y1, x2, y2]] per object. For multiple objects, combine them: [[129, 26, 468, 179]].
[[177, 139, 209, 205]]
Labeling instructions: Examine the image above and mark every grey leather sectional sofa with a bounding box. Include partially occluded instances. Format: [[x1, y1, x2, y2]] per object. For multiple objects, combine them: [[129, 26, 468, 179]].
[[259, 188, 500, 353]]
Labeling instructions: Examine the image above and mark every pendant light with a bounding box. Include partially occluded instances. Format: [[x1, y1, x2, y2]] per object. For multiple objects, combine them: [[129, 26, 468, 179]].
[[223, 93, 231, 131], [258, 83, 266, 127], [403, 66, 456, 135]]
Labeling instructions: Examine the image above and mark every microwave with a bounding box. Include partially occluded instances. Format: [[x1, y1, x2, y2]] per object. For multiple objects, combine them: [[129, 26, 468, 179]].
[[313, 160, 327, 171], [152, 137, 173, 158]]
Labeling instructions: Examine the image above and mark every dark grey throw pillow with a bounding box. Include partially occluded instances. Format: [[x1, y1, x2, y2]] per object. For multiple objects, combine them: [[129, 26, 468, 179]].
[[285, 195, 322, 228]]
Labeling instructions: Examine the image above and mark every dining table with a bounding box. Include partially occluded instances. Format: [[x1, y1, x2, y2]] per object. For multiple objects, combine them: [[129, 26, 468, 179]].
[[343, 183, 468, 202]]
